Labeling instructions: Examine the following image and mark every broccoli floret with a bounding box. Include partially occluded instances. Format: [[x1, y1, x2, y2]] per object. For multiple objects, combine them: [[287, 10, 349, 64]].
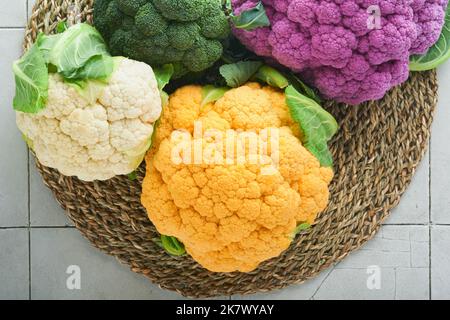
[[142, 33, 169, 49], [93, 0, 123, 40], [116, 0, 147, 16], [93, 0, 230, 78], [162, 48, 186, 64], [152, 0, 205, 22], [167, 22, 200, 51], [203, 0, 225, 16], [121, 15, 135, 32], [135, 2, 168, 36], [198, 12, 230, 39], [183, 38, 223, 73], [109, 29, 130, 56], [141, 47, 166, 65]]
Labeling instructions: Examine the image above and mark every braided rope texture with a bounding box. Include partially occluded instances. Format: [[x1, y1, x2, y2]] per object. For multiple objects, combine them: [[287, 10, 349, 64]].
[[24, 0, 437, 298]]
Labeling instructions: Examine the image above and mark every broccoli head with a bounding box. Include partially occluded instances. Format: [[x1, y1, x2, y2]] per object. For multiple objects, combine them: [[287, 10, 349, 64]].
[[94, 0, 230, 78]]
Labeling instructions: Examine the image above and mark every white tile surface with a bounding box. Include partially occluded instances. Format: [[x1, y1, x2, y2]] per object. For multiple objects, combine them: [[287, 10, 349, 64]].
[[313, 227, 429, 300], [431, 226, 450, 299], [337, 226, 429, 269], [395, 268, 429, 300], [31, 228, 186, 300], [232, 226, 430, 300], [313, 266, 428, 300], [0, 229, 29, 300], [0, 0, 26, 27], [431, 67, 450, 224], [232, 268, 334, 300], [1, 0, 450, 300], [313, 268, 397, 300], [0, 29, 28, 227]]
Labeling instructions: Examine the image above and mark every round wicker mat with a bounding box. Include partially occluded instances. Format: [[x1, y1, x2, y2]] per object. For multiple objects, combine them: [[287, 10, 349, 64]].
[[25, 0, 438, 298]]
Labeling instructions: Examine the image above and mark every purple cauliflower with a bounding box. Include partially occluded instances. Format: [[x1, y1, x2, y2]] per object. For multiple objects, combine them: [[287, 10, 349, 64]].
[[231, 0, 448, 105]]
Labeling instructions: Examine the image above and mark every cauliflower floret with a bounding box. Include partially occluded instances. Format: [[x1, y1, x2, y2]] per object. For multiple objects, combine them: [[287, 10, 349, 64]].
[[141, 84, 333, 273], [99, 58, 162, 123], [16, 58, 162, 181], [231, 0, 448, 105]]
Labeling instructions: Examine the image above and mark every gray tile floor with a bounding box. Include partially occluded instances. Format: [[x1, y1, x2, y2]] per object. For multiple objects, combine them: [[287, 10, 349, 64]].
[[1, 0, 450, 300]]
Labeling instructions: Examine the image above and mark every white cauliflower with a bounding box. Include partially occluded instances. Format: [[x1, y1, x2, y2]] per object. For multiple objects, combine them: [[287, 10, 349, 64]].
[[16, 57, 162, 181]]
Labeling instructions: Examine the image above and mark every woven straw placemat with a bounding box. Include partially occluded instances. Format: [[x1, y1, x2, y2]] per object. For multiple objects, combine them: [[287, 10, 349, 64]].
[[24, 0, 437, 298]]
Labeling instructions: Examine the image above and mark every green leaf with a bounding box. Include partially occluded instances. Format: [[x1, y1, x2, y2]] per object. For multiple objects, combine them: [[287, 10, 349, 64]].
[[297, 81, 321, 104], [291, 223, 311, 239], [46, 23, 111, 80], [160, 235, 186, 256], [290, 223, 311, 239], [154, 64, 174, 91], [13, 23, 115, 114], [295, 223, 311, 233], [12, 42, 49, 114], [219, 61, 262, 87], [201, 85, 229, 107], [65, 79, 107, 104], [288, 74, 322, 104], [285, 85, 338, 167], [160, 91, 169, 107], [127, 171, 137, 181], [37, 26, 113, 81], [410, 6, 450, 71], [150, 117, 161, 152], [56, 20, 68, 33], [72, 54, 114, 80], [36, 32, 62, 65], [230, 1, 270, 30], [254, 65, 289, 89]]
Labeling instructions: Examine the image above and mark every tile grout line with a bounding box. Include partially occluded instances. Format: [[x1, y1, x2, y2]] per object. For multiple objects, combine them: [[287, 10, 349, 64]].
[[0, 27, 26, 30], [383, 223, 430, 226], [310, 266, 335, 300], [0, 226, 76, 230]]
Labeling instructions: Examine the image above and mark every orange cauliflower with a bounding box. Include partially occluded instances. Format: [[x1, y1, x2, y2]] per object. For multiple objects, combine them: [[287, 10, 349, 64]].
[[141, 83, 333, 273]]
